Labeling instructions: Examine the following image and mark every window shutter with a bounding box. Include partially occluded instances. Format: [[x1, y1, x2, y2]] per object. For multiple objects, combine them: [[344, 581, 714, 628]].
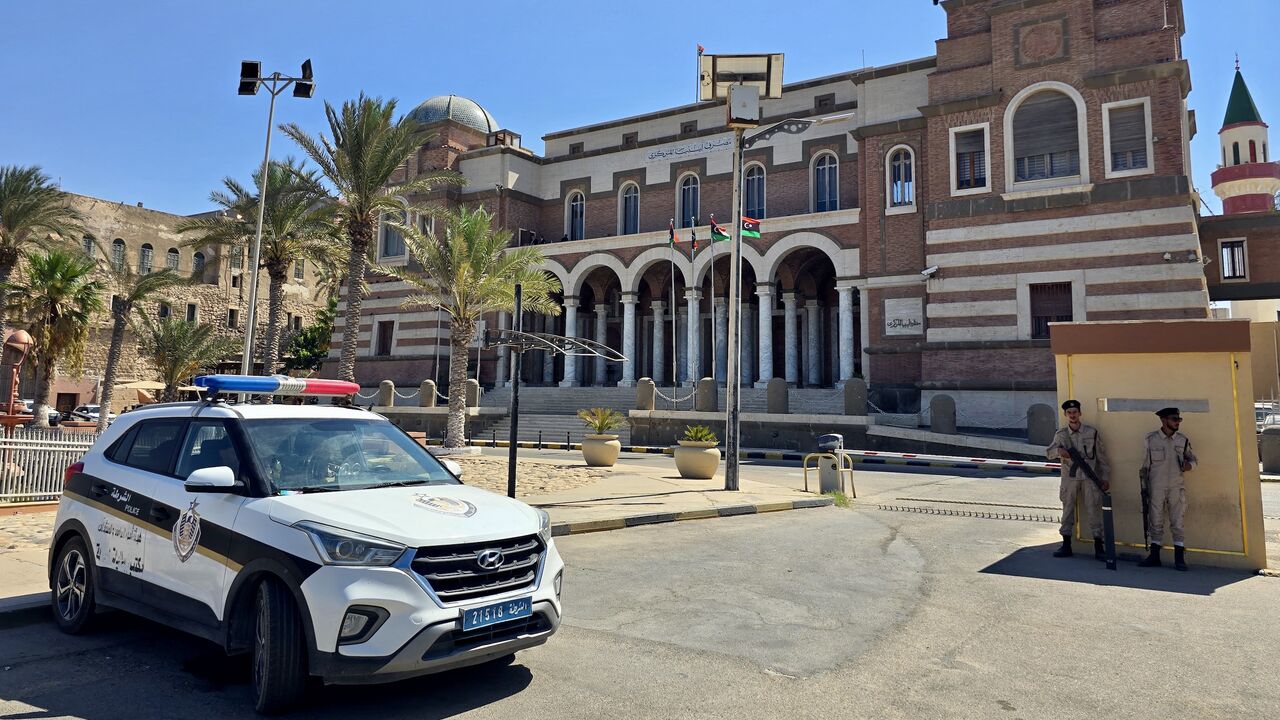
[[955, 129, 984, 154], [1014, 92, 1079, 157], [1109, 105, 1146, 153]]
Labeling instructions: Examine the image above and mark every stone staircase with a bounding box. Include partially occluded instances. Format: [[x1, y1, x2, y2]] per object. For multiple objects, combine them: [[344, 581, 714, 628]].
[[471, 385, 849, 444]]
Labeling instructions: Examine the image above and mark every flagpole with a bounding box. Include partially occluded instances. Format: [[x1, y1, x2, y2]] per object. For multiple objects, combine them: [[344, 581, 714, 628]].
[[669, 219, 678, 406], [705, 217, 716, 388], [724, 122, 745, 492]]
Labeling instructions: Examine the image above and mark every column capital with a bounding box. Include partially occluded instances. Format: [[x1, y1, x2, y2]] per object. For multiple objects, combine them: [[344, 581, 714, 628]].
[[781, 291, 799, 304], [563, 296, 580, 308], [621, 291, 639, 304], [712, 296, 727, 307], [805, 298, 822, 309], [684, 288, 703, 301], [650, 300, 667, 312], [836, 285, 855, 298], [755, 283, 774, 297]]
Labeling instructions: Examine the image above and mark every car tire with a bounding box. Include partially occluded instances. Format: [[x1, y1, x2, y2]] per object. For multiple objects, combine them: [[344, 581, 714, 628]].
[[251, 578, 308, 715], [51, 536, 96, 634]]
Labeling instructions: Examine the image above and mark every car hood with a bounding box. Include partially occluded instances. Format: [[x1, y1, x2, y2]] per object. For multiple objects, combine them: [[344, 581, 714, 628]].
[[260, 484, 542, 547]]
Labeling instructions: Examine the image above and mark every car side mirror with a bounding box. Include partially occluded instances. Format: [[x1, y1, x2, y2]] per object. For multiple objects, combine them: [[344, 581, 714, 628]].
[[185, 465, 239, 493], [442, 459, 463, 477]]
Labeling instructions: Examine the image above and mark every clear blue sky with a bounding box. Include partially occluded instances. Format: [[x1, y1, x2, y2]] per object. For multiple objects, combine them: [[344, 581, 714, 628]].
[[1, 0, 1273, 216]]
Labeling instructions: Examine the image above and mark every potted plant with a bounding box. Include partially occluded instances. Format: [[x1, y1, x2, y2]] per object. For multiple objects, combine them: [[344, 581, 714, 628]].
[[674, 424, 721, 479], [577, 407, 626, 467]]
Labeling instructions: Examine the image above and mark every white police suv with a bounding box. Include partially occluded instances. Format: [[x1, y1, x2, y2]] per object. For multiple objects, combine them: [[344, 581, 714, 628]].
[[48, 375, 563, 713]]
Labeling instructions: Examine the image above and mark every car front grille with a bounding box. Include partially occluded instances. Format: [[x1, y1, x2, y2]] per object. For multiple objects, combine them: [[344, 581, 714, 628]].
[[422, 613, 553, 660], [411, 534, 543, 603]]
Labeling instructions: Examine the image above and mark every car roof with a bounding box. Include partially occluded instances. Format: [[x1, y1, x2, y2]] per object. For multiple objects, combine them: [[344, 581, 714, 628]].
[[116, 401, 382, 422]]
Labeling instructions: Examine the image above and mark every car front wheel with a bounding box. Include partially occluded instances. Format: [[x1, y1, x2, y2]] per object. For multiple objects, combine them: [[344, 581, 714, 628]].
[[251, 578, 308, 714], [52, 536, 96, 634]]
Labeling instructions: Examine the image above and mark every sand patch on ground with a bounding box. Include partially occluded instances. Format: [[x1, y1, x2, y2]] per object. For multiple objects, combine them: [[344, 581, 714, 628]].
[[450, 456, 609, 497]]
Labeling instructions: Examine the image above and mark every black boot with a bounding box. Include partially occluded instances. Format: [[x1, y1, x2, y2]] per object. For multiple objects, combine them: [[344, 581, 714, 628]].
[[1138, 543, 1162, 567], [1094, 538, 1106, 561], [1053, 534, 1073, 557], [1174, 545, 1188, 571]]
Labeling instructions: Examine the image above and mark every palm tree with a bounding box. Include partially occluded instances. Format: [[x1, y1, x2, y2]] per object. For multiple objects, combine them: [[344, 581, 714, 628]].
[[90, 241, 187, 432], [0, 165, 86, 295], [385, 206, 561, 447], [176, 158, 340, 379], [3, 250, 105, 428], [280, 94, 463, 384], [135, 316, 239, 402]]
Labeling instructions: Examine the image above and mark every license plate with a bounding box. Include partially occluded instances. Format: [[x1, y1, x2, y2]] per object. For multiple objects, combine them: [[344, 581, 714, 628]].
[[462, 596, 532, 631]]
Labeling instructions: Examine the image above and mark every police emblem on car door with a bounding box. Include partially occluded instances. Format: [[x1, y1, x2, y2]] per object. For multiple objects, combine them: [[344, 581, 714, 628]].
[[172, 499, 202, 562]]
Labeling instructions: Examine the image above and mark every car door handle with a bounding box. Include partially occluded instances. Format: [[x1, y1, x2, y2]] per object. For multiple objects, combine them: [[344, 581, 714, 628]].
[[150, 507, 171, 523], [91, 483, 109, 497]]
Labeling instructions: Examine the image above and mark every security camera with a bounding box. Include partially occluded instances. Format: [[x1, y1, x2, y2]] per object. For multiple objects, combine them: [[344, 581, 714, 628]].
[[921, 265, 939, 277]]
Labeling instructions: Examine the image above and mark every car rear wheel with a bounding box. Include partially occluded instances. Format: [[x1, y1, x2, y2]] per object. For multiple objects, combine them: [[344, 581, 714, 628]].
[[52, 536, 96, 634], [251, 579, 308, 714]]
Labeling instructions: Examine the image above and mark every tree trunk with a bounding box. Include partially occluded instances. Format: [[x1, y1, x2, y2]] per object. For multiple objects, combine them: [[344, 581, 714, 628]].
[[444, 317, 473, 448], [97, 309, 129, 433], [337, 220, 373, 385], [161, 384, 177, 403], [31, 356, 55, 429], [260, 268, 288, 405], [0, 247, 17, 311]]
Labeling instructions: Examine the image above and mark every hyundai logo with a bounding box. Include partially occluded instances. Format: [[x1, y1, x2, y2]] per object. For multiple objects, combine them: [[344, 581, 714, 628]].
[[476, 549, 505, 570]]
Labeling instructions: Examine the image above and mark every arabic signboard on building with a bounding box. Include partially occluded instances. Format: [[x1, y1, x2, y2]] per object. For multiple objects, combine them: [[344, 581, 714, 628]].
[[644, 136, 734, 165], [884, 298, 923, 336]]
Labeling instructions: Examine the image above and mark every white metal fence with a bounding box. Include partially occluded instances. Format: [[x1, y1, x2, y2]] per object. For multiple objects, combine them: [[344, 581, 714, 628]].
[[0, 428, 97, 503]]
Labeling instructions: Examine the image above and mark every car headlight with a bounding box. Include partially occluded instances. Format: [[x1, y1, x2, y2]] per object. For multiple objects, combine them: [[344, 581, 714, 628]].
[[295, 521, 405, 566], [536, 508, 551, 543]]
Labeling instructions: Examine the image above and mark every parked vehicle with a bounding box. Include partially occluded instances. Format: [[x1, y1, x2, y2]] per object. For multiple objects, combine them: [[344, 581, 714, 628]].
[[49, 374, 562, 713], [70, 404, 115, 424], [19, 399, 59, 426]]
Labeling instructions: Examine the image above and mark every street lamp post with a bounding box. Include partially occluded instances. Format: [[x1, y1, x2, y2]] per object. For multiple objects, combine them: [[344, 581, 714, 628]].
[[236, 60, 315, 382]]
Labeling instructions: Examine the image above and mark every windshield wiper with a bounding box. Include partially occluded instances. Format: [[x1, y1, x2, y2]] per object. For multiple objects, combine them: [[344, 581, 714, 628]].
[[367, 479, 436, 488], [287, 485, 345, 494]]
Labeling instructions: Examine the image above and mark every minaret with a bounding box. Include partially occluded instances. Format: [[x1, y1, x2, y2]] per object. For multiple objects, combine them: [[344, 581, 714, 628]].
[[1211, 60, 1280, 214]]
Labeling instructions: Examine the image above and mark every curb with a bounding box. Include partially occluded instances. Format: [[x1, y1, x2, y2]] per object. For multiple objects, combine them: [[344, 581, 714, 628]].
[[548, 496, 834, 537], [0, 594, 49, 627]]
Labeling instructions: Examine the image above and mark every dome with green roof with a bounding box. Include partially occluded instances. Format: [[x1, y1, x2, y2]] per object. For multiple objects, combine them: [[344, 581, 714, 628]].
[[407, 95, 499, 134]]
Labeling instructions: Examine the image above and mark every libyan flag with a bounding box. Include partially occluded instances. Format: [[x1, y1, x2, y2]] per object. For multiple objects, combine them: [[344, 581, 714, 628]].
[[742, 217, 761, 238], [668, 218, 679, 245], [709, 217, 730, 242]]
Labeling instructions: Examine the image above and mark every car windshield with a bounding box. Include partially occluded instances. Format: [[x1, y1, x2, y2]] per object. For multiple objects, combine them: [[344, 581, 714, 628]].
[[240, 418, 460, 494]]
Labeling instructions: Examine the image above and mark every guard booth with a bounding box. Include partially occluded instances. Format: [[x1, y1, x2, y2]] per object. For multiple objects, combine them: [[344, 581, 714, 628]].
[[1050, 319, 1266, 570]]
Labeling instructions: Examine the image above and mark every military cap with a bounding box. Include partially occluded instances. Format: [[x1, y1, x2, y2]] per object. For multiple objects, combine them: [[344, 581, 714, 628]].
[[1155, 407, 1180, 418], [1061, 399, 1081, 411]]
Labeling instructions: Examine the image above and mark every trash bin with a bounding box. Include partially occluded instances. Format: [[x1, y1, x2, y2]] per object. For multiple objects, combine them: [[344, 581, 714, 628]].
[[1261, 426, 1280, 474], [812, 433, 848, 494], [816, 433, 844, 453]]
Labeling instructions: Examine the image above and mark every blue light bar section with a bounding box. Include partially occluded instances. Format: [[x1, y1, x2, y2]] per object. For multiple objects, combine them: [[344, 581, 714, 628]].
[[194, 375, 281, 395]]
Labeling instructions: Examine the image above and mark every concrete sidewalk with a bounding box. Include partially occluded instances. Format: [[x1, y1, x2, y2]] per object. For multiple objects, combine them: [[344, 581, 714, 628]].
[[0, 460, 830, 619]]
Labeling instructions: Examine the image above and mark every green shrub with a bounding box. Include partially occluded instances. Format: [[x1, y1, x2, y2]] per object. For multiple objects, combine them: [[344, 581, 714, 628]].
[[577, 407, 626, 434], [682, 424, 719, 443]]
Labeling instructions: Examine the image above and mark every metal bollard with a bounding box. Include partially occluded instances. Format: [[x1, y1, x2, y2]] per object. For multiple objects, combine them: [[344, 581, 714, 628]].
[[566, 431, 570, 451], [492, 429, 496, 446], [538, 430, 543, 450]]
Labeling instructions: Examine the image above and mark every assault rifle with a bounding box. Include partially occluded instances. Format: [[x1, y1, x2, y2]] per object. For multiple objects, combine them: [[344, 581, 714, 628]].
[[1067, 446, 1117, 571], [1138, 466, 1151, 548]]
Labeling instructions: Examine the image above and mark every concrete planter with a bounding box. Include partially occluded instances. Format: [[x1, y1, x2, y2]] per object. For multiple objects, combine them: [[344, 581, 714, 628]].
[[674, 440, 720, 479], [581, 434, 621, 467]]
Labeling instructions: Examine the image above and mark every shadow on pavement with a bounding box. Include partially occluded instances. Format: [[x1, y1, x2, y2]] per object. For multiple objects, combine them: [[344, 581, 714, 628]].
[[980, 543, 1256, 596]]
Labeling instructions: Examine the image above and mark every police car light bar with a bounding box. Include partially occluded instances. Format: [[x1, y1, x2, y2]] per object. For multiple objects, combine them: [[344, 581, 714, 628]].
[[193, 374, 359, 397]]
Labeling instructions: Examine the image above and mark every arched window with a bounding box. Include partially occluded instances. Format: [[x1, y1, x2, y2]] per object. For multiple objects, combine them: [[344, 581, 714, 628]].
[[618, 184, 639, 235], [82, 235, 95, 257], [166, 248, 179, 271], [230, 245, 243, 270], [380, 209, 407, 258], [678, 175, 699, 227], [158, 302, 171, 320], [566, 192, 586, 240], [111, 239, 125, 270], [1233, 142, 1241, 165], [1011, 89, 1081, 182], [1250, 140, 1258, 163], [192, 251, 206, 274], [887, 147, 915, 208], [743, 164, 766, 219], [813, 154, 839, 212], [294, 259, 305, 280]]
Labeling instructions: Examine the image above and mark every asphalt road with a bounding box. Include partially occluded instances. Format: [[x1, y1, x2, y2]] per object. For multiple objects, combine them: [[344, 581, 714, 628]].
[[3, 467, 1279, 719]]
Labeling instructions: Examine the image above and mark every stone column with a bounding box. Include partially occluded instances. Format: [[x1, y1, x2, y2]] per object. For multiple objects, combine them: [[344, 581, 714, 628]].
[[594, 307, 608, 385], [685, 288, 702, 386], [713, 296, 728, 384], [859, 287, 870, 380], [740, 305, 754, 387], [496, 312, 510, 387], [651, 300, 666, 385], [559, 298, 578, 387], [805, 299, 822, 387], [542, 314, 555, 384], [829, 306, 840, 386], [782, 291, 800, 385], [755, 283, 774, 387], [675, 308, 687, 386], [619, 293, 637, 387], [838, 286, 856, 383]]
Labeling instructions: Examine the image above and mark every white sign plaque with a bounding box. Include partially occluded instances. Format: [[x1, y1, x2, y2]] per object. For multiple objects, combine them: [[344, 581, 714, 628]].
[[884, 298, 923, 336]]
